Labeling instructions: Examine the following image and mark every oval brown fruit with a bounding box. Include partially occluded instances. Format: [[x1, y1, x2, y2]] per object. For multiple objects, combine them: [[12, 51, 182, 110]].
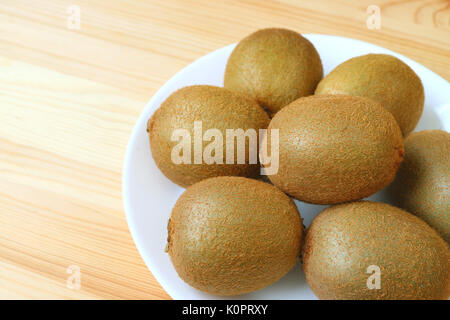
[[261, 95, 404, 204], [224, 28, 323, 117], [387, 130, 450, 243], [148, 85, 269, 187], [167, 176, 303, 296], [315, 54, 424, 136], [303, 201, 450, 300]]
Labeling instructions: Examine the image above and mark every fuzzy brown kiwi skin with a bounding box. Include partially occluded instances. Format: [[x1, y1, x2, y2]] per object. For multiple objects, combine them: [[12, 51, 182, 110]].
[[387, 130, 450, 244], [315, 54, 424, 136], [302, 201, 450, 300], [167, 176, 303, 296], [224, 28, 323, 117], [148, 85, 270, 188], [262, 94, 404, 204]]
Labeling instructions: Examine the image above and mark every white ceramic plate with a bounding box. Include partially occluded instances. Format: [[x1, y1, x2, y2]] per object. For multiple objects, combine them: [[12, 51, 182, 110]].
[[122, 34, 450, 300]]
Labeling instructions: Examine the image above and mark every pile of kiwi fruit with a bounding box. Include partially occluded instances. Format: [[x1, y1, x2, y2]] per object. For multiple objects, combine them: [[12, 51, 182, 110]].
[[147, 28, 449, 299]]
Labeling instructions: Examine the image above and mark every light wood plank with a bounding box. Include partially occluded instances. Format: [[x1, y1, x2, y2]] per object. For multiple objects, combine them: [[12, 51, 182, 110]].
[[0, 57, 170, 299]]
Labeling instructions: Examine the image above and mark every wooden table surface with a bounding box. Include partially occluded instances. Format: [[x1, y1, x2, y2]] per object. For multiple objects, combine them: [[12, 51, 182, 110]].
[[0, 0, 449, 300]]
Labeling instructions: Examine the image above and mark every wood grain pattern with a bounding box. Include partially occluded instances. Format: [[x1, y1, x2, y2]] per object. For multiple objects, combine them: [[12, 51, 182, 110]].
[[0, 0, 448, 299]]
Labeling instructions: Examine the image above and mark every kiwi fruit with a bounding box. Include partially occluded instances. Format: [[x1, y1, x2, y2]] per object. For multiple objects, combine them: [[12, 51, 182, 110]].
[[303, 201, 450, 300], [387, 130, 450, 243], [148, 85, 269, 188], [224, 28, 323, 117], [167, 176, 303, 296], [261, 94, 404, 204], [315, 54, 424, 136]]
